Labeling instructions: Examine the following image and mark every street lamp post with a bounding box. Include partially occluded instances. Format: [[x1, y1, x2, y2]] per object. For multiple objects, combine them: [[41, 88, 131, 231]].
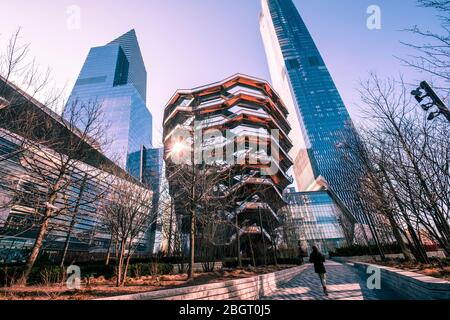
[[411, 81, 450, 123]]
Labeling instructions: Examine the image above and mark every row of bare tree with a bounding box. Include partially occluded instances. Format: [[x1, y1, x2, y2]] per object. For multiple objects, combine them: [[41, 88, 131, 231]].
[[0, 29, 156, 286], [339, 75, 449, 262], [338, 0, 449, 261]]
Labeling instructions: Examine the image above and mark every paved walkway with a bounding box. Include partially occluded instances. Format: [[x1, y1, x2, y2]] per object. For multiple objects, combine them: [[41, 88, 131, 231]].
[[262, 261, 403, 300]]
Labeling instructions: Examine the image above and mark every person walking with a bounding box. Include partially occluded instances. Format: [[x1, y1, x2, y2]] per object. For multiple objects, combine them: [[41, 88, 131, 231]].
[[309, 246, 328, 296]]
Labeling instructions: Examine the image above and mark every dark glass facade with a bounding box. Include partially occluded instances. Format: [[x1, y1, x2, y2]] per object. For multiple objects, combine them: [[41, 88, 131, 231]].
[[127, 147, 164, 253], [260, 0, 364, 223], [66, 30, 152, 171]]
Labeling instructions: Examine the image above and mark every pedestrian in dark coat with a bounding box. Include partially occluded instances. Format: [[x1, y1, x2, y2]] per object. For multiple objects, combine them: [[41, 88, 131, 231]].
[[309, 246, 328, 296]]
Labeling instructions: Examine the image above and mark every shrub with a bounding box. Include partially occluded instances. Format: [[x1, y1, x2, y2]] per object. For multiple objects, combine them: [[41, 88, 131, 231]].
[[128, 263, 143, 278], [158, 263, 173, 275], [39, 266, 63, 285], [127, 263, 173, 277], [202, 261, 216, 273], [77, 264, 115, 280], [276, 258, 302, 265], [0, 266, 24, 286]]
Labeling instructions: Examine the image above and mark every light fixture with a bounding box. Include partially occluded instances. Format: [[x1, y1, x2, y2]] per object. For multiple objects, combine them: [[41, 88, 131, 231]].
[[410, 89, 425, 103], [420, 103, 433, 112], [411, 81, 450, 123], [427, 112, 440, 121]]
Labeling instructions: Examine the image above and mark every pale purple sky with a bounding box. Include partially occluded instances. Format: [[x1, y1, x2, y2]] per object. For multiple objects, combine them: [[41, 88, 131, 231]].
[[0, 0, 442, 145]]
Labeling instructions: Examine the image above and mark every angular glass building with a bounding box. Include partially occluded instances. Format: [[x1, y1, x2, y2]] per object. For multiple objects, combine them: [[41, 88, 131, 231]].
[[66, 30, 152, 171], [260, 0, 364, 223]]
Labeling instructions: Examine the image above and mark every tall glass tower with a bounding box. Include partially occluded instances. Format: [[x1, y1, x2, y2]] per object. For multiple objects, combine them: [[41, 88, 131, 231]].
[[66, 29, 152, 170], [260, 0, 363, 223]]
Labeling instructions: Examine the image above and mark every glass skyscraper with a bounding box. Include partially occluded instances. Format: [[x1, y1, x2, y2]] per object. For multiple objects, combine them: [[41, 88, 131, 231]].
[[66, 29, 152, 171], [260, 0, 363, 223]]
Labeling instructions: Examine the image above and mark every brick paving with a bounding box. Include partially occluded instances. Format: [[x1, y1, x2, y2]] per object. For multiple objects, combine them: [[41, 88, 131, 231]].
[[262, 261, 403, 300]]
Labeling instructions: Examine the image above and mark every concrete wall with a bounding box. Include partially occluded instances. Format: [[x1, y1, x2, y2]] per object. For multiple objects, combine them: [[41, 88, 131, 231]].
[[352, 261, 450, 300], [332, 251, 446, 263], [97, 266, 307, 300]]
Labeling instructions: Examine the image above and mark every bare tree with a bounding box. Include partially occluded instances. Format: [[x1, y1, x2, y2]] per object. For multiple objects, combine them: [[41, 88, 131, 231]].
[[0, 28, 62, 163], [399, 0, 450, 84], [0, 28, 117, 283], [167, 161, 234, 280], [100, 177, 154, 287], [354, 74, 449, 258], [1, 86, 112, 283], [277, 204, 301, 260], [339, 128, 419, 261], [58, 172, 90, 269]]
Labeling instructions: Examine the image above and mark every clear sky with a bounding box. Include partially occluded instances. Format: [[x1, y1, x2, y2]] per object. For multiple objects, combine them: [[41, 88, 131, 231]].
[[0, 0, 442, 145]]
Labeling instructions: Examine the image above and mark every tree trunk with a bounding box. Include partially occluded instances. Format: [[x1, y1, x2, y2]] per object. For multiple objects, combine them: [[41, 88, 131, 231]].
[[258, 209, 267, 266], [20, 175, 66, 285], [393, 224, 414, 261], [188, 210, 196, 281], [247, 234, 256, 268], [59, 174, 88, 268], [442, 245, 450, 258], [272, 235, 278, 266], [236, 215, 242, 268], [362, 204, 386, 261], [122, 252, 132, 286], [385, 214, 414, 261], [105, 241, 112, 266], [59, 215, 76, 269], [167, 200, 174, 256], [20, 216, 50, 284], [405, 222, 429, 263], [116, 240, 125, 287]]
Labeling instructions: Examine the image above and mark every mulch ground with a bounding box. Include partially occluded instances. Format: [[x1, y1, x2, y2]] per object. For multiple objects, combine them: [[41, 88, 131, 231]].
[[372, 259, 450, 281], [0, 265, 295, 300]]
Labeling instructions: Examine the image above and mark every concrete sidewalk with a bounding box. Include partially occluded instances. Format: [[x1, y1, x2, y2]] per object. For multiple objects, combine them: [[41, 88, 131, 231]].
[[262, 261, 403, 300]]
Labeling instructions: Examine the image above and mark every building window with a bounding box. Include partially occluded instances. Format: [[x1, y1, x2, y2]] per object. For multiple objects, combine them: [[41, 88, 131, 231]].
[[75, 76, 107, 86], [308, 56, 323, 67], [113, 47, 129, 86], [286, 58, 300, 70]]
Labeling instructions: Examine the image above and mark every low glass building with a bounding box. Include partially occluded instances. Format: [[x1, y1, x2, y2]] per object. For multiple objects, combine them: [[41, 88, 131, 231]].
[[0, 77, 154, 263], [283, 190, 348, 255]]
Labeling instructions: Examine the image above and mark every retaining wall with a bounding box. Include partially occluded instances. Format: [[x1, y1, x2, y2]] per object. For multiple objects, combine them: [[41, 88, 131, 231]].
[[332, 251, 446, 263], [351, 261, 450, 300], [97, 265, 307, 300]]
